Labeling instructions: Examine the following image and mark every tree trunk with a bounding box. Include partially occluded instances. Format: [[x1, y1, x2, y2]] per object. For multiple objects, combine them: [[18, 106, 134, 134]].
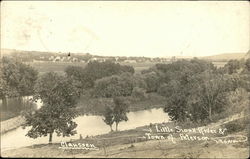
[[2, 97, 7, 109], [49, 132, 53, 144], [208, 106, 212, 121], [115, 122, 118, 131], [109, 125, 113, 132], [17, 96, 23, 110]]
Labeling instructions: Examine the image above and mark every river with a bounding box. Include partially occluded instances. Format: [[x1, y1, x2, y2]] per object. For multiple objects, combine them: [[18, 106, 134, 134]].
[[1, 107, 169, 151]]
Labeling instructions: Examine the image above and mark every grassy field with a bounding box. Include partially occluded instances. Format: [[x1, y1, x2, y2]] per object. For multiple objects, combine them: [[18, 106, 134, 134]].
[[27, 61, 227, 75], [26, 61, 159, 74], [212, 61, 227, 68], [26, 62, 87, 75]]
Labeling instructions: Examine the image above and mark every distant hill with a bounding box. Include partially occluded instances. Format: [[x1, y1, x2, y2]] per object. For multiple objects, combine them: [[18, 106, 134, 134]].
[[1, 48, 249, 63], [201, 52, 248, 61], [0, 48, 168, 63]]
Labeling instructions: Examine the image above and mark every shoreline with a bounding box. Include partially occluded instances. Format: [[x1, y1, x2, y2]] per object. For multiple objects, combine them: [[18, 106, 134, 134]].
[[0, 116, 25, 134], [1, 115, 248, 158]]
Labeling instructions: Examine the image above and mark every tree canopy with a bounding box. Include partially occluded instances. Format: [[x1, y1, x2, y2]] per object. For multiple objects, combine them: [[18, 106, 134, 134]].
[[102, 97, 129, 131], [0, 57, 38, 98], [22, 72, 80, 143]]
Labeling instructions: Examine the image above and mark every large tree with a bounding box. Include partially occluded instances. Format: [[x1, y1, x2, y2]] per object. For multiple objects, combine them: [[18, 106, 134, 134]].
[[187, 72, 228, 121], [22, 72, 80, 143], [102, 97, 129, 132], [103, 106, 115, 132], [113, 97, 129, 131]]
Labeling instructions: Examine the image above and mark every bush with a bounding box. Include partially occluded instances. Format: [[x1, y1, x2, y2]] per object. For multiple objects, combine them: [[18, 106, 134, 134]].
[[142, 72, 161, 93]]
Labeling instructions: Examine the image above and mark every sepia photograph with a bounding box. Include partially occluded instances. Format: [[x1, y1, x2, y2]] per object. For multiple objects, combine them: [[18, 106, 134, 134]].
[[0, 1, 249, 158]]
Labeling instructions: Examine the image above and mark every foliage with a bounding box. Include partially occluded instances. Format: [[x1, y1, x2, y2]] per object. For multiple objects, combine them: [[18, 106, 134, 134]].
[[131, 87, 147, 100], [225, 88, 249, 115], [113, 97, 129, 131], [103, 106, 115, 132], [83, 61, 135, 87], [22, 72, 80, 143], [142, 71, 161, 93], [153, 58, 249, 123], [157, 80, 180, 98], [164, 93, 189, 122], [102, 97, 129, 131], [187, 72, 229, 122], [245, 58, 250, 71], [224, 59, 240, 74], [155, 59, 216, 84], [65, 66, 92, 92], [64, 61, 135, 93], [132, 73, 148, 90], [93, 72, 134, 98], [0, 57, 38, 98]]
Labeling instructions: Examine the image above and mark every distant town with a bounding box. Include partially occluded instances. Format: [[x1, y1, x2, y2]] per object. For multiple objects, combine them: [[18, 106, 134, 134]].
[[2, 49, 249, 65], [1, 49, 175, 63]]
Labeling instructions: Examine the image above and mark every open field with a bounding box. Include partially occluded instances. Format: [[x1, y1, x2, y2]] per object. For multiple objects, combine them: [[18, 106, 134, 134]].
[[212, 61, 227, 68], [26, 61, 227, 75], [26, 61, 161, 74], [25, 62, 87, 75]]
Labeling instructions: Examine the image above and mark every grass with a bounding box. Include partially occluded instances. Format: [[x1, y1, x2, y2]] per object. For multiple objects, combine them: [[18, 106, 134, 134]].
[[212, 61, 227, 68], [27, 61, 154, 75], [221, 117, 249, 134], [26, 61, 227, 75], [26, 62, 87, 73]]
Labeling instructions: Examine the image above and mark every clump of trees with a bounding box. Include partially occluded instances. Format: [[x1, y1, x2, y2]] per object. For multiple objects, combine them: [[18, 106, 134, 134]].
[[103, 97, 129, 132], [224, 59, 240, 74], [0, 57, 38, 107], [154, 58, 249, 123], [65, 61, 135, 91], [22, 72, 80, 143], [93, 72, 134, 98]]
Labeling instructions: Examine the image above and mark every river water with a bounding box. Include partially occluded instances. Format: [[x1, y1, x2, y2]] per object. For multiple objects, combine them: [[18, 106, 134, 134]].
[[1, 107, 169, 151]]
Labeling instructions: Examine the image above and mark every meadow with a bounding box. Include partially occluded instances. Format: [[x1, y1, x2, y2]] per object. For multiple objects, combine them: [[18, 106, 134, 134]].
[[26, 61, 226, 75]]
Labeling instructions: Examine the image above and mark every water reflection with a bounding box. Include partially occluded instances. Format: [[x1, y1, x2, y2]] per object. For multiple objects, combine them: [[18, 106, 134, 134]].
[[0, 96, 39, 121]]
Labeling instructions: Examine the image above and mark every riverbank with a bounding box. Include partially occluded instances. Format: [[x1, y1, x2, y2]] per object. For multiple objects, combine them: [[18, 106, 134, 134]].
[[1, 113, 248, 158], [75, 92, 167, 115], [0, 116, 25, 134]]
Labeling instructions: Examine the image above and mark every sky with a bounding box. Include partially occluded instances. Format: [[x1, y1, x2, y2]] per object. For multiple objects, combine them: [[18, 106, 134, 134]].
[[1, 1, 249, 57]]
